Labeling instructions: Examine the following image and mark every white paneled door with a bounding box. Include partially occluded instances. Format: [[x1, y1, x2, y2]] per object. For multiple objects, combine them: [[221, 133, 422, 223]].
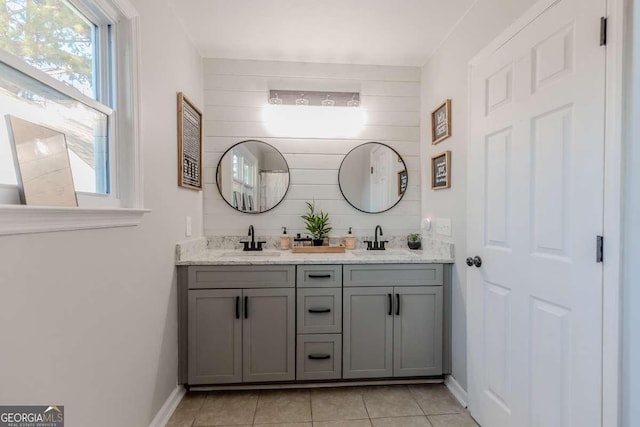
[[467, 0, 606, 426]]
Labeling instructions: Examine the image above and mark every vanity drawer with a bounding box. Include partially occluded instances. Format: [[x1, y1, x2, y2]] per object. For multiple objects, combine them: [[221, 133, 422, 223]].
[[343, 264, 443, 287], [188, 265, 295, 289], [296, 334, 342, 380], [297, 288, 342, 334], [296, 265, 342, 287]]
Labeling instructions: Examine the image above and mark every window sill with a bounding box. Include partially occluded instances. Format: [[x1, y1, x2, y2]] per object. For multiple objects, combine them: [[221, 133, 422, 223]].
[[0, 205, 151, 236]]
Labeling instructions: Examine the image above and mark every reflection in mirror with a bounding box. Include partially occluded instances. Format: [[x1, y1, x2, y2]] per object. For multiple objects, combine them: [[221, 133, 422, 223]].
[[339, 142, 408, 213], [216, 140, 289, 213]]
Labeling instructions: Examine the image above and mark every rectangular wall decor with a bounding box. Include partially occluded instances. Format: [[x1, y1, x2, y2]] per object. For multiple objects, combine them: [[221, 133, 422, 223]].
[[6, 115, 78, 207], [178, 92, 203, 190], [431, 150, 451, 190], [431, 99, 452, 145]]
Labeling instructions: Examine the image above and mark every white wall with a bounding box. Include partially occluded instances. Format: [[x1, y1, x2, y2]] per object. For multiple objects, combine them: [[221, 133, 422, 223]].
[[623, 1, 640, 425], [0, 0, 203, 426], [202, 59, 421, 237], [420, 0, 537, 390]]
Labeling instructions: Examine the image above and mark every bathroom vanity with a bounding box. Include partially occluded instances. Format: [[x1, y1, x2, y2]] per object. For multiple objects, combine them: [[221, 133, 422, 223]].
[[177, 250, 453, 388]]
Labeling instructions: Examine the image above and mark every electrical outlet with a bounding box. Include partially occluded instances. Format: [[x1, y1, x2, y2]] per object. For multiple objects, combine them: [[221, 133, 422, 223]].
[[185, 216, 192, 237], [435, 218, 452, 236]]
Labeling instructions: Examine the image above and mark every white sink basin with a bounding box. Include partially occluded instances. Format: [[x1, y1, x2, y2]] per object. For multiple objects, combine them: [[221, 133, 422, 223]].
[[221, 251, 281, 257], [351, 249, 419, 257]]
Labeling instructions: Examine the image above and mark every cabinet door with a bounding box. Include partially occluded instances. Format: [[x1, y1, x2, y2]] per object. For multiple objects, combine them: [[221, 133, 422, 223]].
[[343, 287, 394, 379], [243, 288, 295, 382], [393, 286, 443, 377], [188, 289, 242, 385]]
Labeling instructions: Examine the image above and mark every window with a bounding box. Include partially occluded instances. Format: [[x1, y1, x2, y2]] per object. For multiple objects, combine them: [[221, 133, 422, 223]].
[[231, 147, 257, 211], [0, 0, 114, 198], [1, 0, 99, 99], [0, 0, 146, 235]]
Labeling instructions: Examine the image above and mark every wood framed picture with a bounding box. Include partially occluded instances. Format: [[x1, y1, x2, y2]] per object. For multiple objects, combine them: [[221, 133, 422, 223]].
[[431, 99, 452, 145], [431, 150, 451, 190], [177, 92, 203, 190], [397, 170, 408, 196]]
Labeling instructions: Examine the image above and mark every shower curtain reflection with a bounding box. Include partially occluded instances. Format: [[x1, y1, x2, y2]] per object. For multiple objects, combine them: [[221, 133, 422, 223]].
[[260, 171, 289, 211]]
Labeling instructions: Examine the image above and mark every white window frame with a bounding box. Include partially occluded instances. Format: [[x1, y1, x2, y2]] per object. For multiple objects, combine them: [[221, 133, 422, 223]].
[[0, 0, 148, 236]]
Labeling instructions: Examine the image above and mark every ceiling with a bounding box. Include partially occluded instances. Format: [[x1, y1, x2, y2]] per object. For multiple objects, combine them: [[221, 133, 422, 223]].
[[169, 0, 476, 67]]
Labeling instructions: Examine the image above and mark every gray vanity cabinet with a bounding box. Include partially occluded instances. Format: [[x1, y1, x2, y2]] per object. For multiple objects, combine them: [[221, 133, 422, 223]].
[[188, 289, 242, 385], [183, 265, 296, 385], [243, 288, 295, 383], [343, 287, 395, 378], [343, 286, 443, 379], [342, 264, 444, 379], [188, 287, 295, 385], [180, 263, 449, 386]]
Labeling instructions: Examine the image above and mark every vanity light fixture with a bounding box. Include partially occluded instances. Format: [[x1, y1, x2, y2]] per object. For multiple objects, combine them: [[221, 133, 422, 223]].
[[295, 93, 309, 106], [267, 90, 360, 107], [321, 94, 335, 107], [269, 92, 283, 105], [263, 90, 365, 138], [347, 94, 360, 107]]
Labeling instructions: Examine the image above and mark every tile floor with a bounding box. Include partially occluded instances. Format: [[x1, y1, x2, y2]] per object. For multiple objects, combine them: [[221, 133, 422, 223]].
[[166, 385, 479, 427]]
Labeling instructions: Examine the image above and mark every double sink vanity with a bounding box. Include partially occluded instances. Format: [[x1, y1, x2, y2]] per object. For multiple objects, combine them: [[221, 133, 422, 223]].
[[177, 138, 453, 389], [177, 237, 453, 389]]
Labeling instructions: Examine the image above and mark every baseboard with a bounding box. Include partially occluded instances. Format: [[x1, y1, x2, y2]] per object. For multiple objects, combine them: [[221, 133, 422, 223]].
[[189, 378, 444, 392], [148, 385, 186, 427], [445, 375, 468, 408]]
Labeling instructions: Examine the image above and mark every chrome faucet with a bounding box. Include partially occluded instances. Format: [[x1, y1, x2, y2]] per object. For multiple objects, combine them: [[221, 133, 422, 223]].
[[364, 225, 388, 251], [243, 225, 266, 251]]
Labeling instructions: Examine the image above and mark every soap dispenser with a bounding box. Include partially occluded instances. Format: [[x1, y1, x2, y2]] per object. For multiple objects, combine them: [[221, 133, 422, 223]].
[[345, 227, 356, 250], [280, 227, 291, 250]]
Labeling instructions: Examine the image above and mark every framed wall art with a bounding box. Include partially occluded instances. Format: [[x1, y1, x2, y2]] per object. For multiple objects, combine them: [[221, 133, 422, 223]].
[[6, 115, 78, 207], [431, 99, 452, 145], [177, 92, 203, 190], [431, 150, 451, 190]]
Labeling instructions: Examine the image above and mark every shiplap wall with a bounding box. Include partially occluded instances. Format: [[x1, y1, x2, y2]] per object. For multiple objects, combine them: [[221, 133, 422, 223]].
[[203, 58, 422, 237]]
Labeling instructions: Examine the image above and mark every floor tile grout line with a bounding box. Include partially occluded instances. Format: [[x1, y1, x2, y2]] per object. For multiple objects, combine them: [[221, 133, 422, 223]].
[[407, 385, 427, 417], [361, 388, 373, 424], [308, 389, 313, 425], [250, 391, 259, 426]]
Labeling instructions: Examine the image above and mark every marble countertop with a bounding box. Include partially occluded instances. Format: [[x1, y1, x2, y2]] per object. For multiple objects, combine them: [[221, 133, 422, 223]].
[[176, 248, 454, 266]]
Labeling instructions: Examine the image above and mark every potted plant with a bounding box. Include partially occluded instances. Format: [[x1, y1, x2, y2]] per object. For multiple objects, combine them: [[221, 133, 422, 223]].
[[302, 201, 332, 246], [407, 233, 422, 250]]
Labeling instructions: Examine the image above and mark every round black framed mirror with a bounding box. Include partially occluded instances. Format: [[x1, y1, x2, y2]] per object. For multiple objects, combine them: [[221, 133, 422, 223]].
[[338, 142, 408, 213], [216, 140, 289, 213]]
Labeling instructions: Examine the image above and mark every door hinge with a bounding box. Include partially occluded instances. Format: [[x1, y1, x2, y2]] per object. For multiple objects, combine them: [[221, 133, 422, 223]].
[[597, 235, 604, 263], [600, 17, 607, 46]]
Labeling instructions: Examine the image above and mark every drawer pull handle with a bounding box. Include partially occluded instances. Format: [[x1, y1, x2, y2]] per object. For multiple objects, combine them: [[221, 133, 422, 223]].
[[235, 296, 240, 319], [388, 293, 393, 316], [308, 308, 331, 313], [308, 353, 331, 360], [244, 296, 249, 319], [396, 293, 400, 316], [308, 274, 332, 279]]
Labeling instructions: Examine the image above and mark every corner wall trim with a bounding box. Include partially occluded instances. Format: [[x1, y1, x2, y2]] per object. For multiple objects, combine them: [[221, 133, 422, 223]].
[[445, 375, 468, 408], [148, 385, 186, 427]]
